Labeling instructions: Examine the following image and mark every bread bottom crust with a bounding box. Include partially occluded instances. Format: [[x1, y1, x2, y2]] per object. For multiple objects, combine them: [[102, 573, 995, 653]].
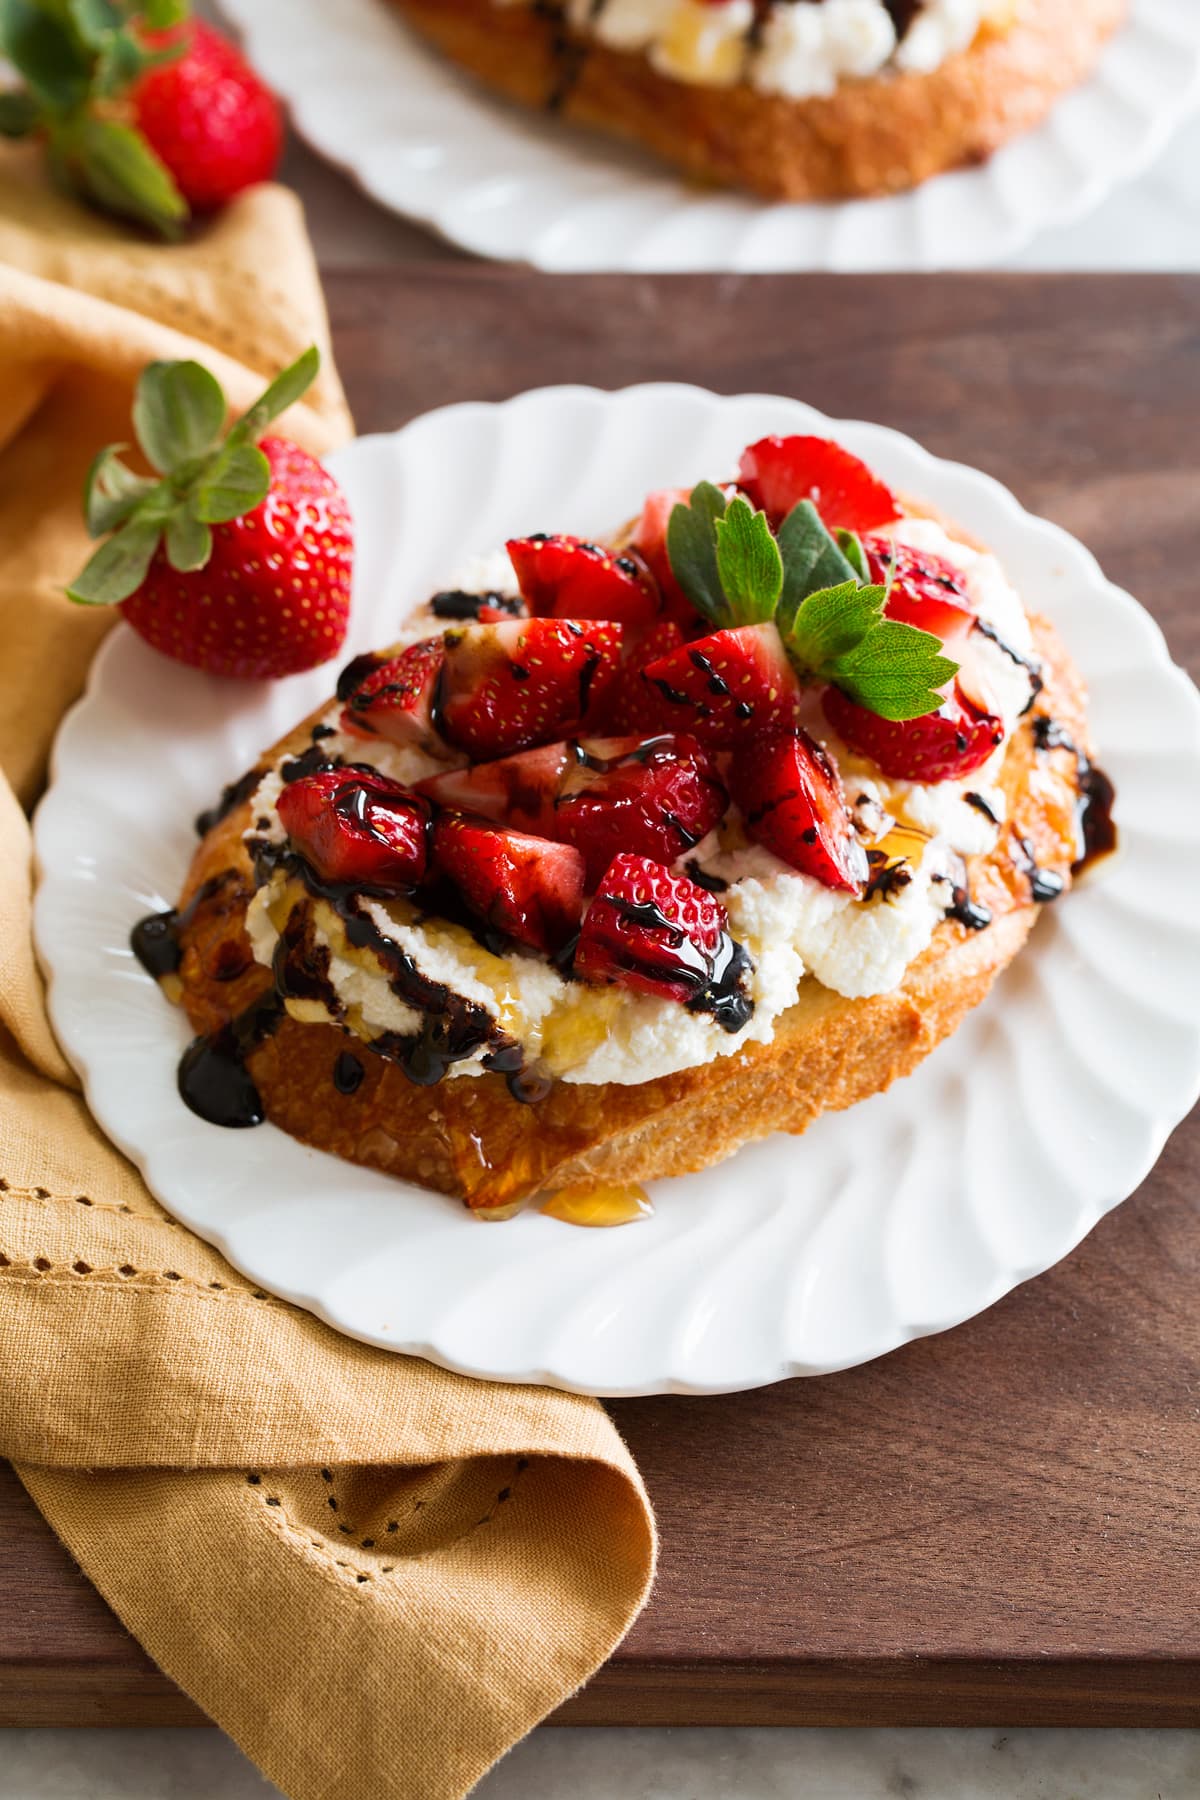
[[172, 612, 1089, 1213], [388, 0, 1127, 201]]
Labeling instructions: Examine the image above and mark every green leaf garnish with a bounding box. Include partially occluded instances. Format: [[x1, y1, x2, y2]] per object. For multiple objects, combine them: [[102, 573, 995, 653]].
[[0, 88, 40, 135], [68, 344, 322, 609], [666, 480, 957, 722], [666, 481, 729, 628], [714, 496, 783, 624], [67, 515, 162, 606]]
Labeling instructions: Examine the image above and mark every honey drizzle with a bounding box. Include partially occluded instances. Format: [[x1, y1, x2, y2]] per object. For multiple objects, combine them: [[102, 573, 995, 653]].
[[539, 1183, 654, 1228]]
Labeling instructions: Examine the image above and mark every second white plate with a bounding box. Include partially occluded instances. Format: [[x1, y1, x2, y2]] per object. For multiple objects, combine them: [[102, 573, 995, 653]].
[[33, 384, 1200, 1395], [218, 0, 1200, 271]]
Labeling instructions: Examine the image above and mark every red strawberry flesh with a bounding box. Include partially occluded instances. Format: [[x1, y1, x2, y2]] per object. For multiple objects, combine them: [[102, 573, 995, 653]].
[[629, 488, 704, 632], [591, 617, 686, 736], [338, 637, 446, 753], [642, 621, 802, 747], [507, 534, 660, 627], [863, 535, 975, 642], [575, 854, 751, 1030], [728, 729, 868, 895], [738, 435, 900, 533], [822, 684, 1004, 785], [277, 769, 429, 890], [431, 815, 585, 954], [133, 20, 283, 211], [438, 617, 622, 760]]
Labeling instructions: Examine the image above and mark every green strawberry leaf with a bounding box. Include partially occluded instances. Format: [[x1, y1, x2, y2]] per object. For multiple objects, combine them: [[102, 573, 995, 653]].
[[82, 443, 158, 535], [165, 507, 212, 573], [666, 481, 729, 628], [132, 358, 226, 475], [775, 500, 858, 629], [713, 495, 783, 625], [0, 88, 39, 136], [0, 0, 92, 112], [230, 346, 321, 446], [829, 622, 959, 722], [70, 114, 187, 239], [143, 0, 187, 22], [67, 514, 162, 606], [192, 441, 271, 523], [781, 579, 888, 678], [67, 0, 124, 49], [836, 528, 867, 582]]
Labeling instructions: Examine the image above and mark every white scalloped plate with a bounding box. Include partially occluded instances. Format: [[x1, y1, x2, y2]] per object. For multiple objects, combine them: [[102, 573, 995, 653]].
[[34, 385, 1200, 1395], [217, 0, 1200, 272]]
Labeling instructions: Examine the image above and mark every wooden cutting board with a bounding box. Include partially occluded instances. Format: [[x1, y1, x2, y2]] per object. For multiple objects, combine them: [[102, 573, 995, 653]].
[[4, 270, 1199, 1730]]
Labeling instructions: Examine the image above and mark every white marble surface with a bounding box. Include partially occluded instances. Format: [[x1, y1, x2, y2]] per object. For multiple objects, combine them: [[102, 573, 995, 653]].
[[7, 13, 1196, 1800], [3, 1727, 1200, 1798]]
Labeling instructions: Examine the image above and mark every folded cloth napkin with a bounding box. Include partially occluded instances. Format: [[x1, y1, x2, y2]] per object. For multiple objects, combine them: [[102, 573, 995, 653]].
[[0, 144, 655, 1800]]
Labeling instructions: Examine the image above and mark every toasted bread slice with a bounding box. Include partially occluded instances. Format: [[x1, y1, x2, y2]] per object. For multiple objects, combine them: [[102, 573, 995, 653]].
[[387, 0, 1126, 202], [170, 610, 1088, 1214]]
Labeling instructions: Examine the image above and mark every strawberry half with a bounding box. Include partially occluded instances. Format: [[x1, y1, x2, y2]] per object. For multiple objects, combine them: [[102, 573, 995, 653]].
[[822, 685, 1004, 785], [864, 536, 975, 642], [438, 617, 622, 761], [507, 534, 661, 627], [416, 733, 728, 888], [738, 435, 900, 533], [431, 815, 585, 954], [630, 488, 705, 632], [642, 622, 803, 747], [414, 742, 570, 836], [728, 730, 868, 895], [592, 618, 686, 735], [339, 638, 445, 753], [555, 734, 727, 887], [277, 769, 429, 891], [575, 854, 751, 1030]]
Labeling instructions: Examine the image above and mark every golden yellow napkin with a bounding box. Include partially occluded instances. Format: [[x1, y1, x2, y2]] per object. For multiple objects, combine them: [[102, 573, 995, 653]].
[[0, 145, 655, 1800]]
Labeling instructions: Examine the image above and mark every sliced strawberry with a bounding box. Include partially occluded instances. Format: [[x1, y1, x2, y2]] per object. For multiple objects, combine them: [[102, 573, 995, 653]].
[[438, 617, 622, 761], [630, 487, 705, 632], [642, 622, 803, 747], [592, 617, 686, 735], [575, 854, 750, 1029], [414, 741, 570, 835], [728, 730, 868, 895], [277, 769, 429, 890], [822, 684, 1004, 784], [738, 435, 900, 533], [338, 637, 445, 752], [416, 732, 727, 887], [863, 536, 975, 642], [553, 733, 727, 887], [431, 814, 584, 953], [507, 534, 660, 627]]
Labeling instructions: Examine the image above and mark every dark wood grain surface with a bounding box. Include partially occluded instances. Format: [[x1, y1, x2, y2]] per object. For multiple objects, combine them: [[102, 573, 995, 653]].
[[4, 270, 1199, 1729]]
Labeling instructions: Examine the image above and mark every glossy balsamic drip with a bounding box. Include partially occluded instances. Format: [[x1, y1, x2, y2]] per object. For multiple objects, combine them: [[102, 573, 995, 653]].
[[430, 588, 523, 621], [684, 859, 729, 894], [864, 851, 914, 903], [933, 858, 992, 932], [195, 766, 264, 837], [540, 1183, 654, 1228], [280, 744, 342, 785], [177, 991, 282, 1129], [1012, 834, 1065, 904], [335, 650, 387, 703], [131, 872, 244, 982], [333, 1050, 365, 1095], [963, 790, 1000, 825], [971, 618, 1044, 713], [1031, 715, 1119, 874]]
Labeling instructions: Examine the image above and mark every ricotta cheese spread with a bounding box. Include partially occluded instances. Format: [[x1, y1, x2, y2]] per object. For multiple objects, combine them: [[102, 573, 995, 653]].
[[242, 516, 1039, 1089]]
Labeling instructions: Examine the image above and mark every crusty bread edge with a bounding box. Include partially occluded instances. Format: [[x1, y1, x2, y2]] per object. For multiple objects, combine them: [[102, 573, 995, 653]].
[[387, 0, 1127, 202]]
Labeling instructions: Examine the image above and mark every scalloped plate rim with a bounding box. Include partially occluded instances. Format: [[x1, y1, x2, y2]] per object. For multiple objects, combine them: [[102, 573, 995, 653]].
[[214, 0, 1200, 272]]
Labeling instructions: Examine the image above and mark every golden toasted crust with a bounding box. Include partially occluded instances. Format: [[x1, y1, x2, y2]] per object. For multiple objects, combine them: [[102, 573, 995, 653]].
[[387, 0, 1126, 201], [171, 612, 1089, 1214]]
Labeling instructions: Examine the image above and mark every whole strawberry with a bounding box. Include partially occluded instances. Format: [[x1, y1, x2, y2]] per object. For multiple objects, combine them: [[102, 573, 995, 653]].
[[0, 3, 279, 237], [69, 347, 353, 681], [132, 19, 282, 212]]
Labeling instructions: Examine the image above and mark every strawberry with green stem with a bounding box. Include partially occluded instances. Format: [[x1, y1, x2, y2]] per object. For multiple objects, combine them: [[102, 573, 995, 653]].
[[0, 1, 280, 236], [69, 345, 354, 680]]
